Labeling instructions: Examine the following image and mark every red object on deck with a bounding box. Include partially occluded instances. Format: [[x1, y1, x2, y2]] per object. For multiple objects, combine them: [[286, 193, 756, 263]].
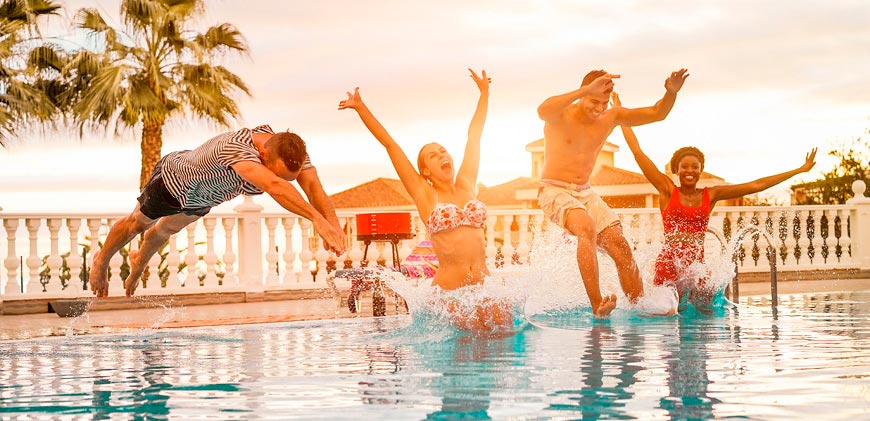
[[356, 212, 414, 240]]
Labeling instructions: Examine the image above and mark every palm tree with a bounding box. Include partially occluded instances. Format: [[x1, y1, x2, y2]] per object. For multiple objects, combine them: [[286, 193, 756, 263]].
[[0, 0, 63, 145], [68, 0, 251, 188]]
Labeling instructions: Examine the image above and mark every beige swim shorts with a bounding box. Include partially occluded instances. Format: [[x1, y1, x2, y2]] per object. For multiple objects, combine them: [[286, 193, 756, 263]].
[[537, 181, 619, 234]]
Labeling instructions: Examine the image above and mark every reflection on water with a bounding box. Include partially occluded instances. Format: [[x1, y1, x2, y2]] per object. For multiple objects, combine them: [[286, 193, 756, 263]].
[[1, 291, 870, 420]]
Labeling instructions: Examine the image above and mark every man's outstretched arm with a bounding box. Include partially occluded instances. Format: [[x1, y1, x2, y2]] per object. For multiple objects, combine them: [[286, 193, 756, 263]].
[[614, 69, 688, 127], [232, 160, 347, 254], [537, 73, 620, 121]]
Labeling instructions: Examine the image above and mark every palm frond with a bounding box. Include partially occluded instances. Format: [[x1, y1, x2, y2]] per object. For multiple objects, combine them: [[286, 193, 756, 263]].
[[74, 63, 129, 125], [74, 8, 110, 32], [120, 0, 167, 30], [195, 23, 248, 55], [26, 43, 62, 71], [177, 63, 247, 126]]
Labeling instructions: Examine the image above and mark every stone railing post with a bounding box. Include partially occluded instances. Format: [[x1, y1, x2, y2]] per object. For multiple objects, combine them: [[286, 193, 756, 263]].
[[234, 195, 264, 299], [846, 180, 870, 271]]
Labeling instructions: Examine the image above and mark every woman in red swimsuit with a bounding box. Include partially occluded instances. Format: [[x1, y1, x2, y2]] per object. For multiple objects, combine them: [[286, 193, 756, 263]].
[[612, 92, 817, 310], [339, 69, 513, 335]]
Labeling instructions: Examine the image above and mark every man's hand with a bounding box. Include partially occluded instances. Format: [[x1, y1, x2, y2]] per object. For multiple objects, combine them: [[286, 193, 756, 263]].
[[610, 91, 623, 107], [800, 148, 818, 172], [664, 69, 689, 93], [338, 87, 361, 110], [313, 217, 347, 255], [587, 73, 620, 96], [469, 68, 490, 94]]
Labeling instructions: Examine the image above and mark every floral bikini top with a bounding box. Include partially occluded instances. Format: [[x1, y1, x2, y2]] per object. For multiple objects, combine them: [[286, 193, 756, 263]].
[[426, 199, 488, 235]]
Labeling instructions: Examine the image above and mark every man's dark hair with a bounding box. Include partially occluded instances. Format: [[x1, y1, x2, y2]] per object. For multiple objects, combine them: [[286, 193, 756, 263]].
[[670, 146, 705, 173], [265, 132, 307, 172], [581, 69, 612, 94]]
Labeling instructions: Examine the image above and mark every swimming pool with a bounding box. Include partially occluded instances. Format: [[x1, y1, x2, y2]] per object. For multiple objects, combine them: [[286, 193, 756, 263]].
[[1, 291, 869, 420]]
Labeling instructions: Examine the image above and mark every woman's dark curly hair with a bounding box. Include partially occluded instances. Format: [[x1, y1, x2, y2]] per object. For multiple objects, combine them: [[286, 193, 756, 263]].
[[669, 146, 705, 173]]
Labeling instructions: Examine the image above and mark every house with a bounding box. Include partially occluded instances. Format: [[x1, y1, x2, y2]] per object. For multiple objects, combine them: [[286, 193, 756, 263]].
[[329, 138, 740, 210]]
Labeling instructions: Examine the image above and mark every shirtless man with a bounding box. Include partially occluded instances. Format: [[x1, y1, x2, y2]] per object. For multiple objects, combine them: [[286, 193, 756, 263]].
[[88, 125, 347, 297], [536, 69, 689, 316]]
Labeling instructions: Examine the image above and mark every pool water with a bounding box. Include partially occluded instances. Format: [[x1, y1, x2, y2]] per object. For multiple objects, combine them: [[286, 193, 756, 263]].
[[1, 291, 869, 420]]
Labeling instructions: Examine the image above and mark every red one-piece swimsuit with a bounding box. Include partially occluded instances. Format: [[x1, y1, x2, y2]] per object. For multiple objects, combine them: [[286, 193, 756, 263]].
[[654, 187, 711, 286]]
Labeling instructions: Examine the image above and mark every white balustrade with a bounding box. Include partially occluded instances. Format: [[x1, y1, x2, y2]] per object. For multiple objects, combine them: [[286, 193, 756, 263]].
[[1, 183, 868, 307]]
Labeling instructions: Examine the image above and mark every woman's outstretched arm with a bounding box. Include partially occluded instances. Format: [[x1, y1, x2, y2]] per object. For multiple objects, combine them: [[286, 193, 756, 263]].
[[709, 148, 817, 205], [339, 87, 430, 204], [456, 68, 491, 192], [612, 92, 674, 197]]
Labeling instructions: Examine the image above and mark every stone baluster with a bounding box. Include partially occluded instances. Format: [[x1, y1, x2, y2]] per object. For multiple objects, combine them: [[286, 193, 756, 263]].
[[818, 210, 832, 267], [298, 218, 313, 282], [222, 218, 237, 286], [184, 224, 199, 288], [501, 215, 515, 266], [795, 210, 810, 266], [515, 214, 531, 264], [783, 210, 799, 269], [202, 218, 219, 289], [836, 208, 853, 266], [106, 220, 125, 297], [164, 233, 182, 290], [86, 218, 101, 268], [644, 213, 660, 247], [313, 237, 330, 285], [281, 217, 297, 284], [144, 247, 161, 293], [485, 215, 498, 265], [756, 210, 773, 269], [364, 236, 381, 268], [3, 219, 20, 296], [66, 219, 83, 297], [264, 217, 279, 287], [742, 211, 756, 267], [45, 218, 63, 293], [807, 210, 820, 266], [347, 216, 363, 269], [25, 219, 42, 294]]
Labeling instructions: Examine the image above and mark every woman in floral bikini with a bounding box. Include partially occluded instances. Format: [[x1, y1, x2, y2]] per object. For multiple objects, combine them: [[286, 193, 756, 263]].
[[612, 92, 817, 310], [339, 69, 512, 334]]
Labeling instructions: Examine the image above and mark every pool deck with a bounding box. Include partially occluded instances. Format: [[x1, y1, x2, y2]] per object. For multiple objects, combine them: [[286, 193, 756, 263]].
[[2, 277, 868, 341]]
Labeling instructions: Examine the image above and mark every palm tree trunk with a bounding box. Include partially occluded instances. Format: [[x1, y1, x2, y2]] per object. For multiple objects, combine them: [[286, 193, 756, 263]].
[[140, 119, 165, 190]]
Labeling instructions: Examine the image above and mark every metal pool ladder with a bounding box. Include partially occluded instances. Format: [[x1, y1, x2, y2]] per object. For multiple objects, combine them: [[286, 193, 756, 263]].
[[708, 225, 779, 309]]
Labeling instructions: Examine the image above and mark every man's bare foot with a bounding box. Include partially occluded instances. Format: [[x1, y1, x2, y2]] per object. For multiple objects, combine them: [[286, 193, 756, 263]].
[[88, 251, 109, 297], [592, 294, 617, 317], [124, 250, 146, 297]]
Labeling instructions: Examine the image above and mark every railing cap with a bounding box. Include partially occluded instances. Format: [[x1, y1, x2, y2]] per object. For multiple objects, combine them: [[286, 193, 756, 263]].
[[847, 180, 870, 204]]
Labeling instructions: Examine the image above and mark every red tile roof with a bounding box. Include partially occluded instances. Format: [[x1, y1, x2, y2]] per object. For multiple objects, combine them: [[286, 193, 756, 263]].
[[477, 177, 539, 206], [329, 178, 415, 209]]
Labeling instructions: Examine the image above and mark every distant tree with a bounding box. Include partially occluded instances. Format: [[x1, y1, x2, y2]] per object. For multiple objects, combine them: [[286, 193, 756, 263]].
[[742, 193, 787, 207], [63, 0, 251, 188], [0, 0, 63, 145], [792, 132, 869, 204]]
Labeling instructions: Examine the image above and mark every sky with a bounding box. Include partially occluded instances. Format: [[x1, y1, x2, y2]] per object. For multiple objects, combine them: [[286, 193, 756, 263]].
[[1, 0, 869, 212]]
